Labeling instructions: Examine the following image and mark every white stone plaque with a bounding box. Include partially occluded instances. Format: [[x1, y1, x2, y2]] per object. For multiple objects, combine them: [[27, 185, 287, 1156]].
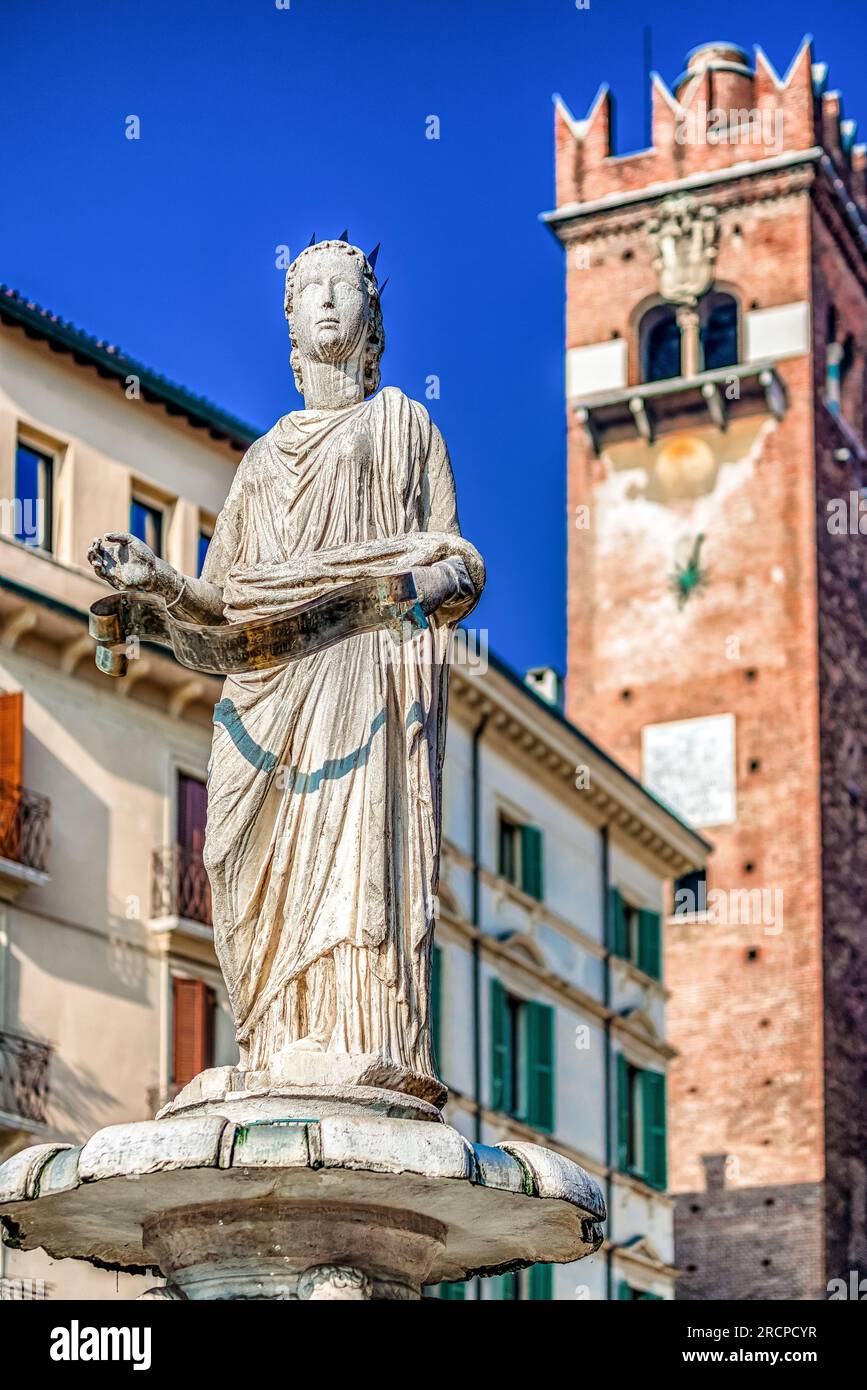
[[641, 713, 736, 828]]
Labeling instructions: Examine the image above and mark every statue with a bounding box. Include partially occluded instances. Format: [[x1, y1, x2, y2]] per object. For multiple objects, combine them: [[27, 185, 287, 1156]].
[[2, 239, 604, 1300], [87, 238, 485, 1100]]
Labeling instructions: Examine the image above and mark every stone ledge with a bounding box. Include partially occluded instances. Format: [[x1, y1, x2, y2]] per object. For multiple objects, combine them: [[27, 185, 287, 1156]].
[[0, 1114, 606, 1289]]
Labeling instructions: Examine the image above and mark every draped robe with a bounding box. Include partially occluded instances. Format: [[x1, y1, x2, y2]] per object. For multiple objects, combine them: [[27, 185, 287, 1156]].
[[200, 387, 484, 1080]]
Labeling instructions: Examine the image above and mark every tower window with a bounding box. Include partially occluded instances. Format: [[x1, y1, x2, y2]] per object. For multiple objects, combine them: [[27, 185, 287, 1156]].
[[700, 292, 739, 370], [640, 304, 681, 382], [673, 869, 706, 916], [639, 292, 740, 383]]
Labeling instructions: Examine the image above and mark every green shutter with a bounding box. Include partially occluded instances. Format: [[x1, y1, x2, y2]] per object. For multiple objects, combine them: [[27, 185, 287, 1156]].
[[638, 909, 662, 980], [526, 1001, 555, 1133], [616, 1052, 631, 1172], [521, 824, 544, 900], [440, 1280, 466, 1300], [618, 1279, 635, 1300], [492, 1270, 518, 1300], [529, 1263, 553, 1300], [430, 942, 442, 1075], [610, 887, 627, 957], [639, 1290, 665, 1300], [490, 978, 512, 1113], [642, 1069, 668, 1190]]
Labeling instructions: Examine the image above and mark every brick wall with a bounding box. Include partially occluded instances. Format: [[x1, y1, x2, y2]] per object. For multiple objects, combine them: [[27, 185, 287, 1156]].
[[810, 199, 867, 1290], [674, 1182, 825, 1301]]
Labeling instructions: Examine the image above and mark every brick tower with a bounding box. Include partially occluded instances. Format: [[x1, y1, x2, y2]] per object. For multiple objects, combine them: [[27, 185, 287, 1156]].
[[545, 39, 867, 1300]]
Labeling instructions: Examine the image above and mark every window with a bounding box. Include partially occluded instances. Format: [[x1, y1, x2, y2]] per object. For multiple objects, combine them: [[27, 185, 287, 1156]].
[[640, 304, 681, 382], [177, 772, 207, 857], [130, 496, 163, 556], [700, 292, 739, 370], [490, 1264, 553, 1300], [639, 292, 740, 383], [673, 868, 706, 916], [618, 1281, 664, 1300], [172, 976, 216, 1087], [197, 529, 211, 577], [14, 441, 53, 550], [0, 691, 23, 791], [175, 773, 210, 925], [498, 816, 520, 885], [438, 1281, 466, 1301], [497, 814, 544, 901], [0, 691, 23, 862], [492, 1270, 519, 1300], [826, 305, 858, 422], [617, 1055, 667, 1190], [490, 979, 554, 1132], [609, 887, 661, 980]]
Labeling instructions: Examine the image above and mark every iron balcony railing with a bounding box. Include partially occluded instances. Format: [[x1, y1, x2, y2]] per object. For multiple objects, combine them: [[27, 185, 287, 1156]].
[[151, 845, 212, 927], [0, 1277, 49, 1300], [0, 780, 50, 873], [0, 1029, 51, 1126]]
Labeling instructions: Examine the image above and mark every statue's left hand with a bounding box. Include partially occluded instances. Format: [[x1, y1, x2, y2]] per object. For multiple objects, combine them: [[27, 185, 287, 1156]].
[[410, 562, 460, 617]]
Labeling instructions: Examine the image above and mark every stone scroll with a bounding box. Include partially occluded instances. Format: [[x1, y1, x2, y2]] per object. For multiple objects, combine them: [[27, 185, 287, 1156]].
[[88, 574, 426, 677]]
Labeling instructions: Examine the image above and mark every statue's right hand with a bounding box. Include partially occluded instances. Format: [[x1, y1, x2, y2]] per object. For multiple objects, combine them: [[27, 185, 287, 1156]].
[[88, 532, 160, 592]]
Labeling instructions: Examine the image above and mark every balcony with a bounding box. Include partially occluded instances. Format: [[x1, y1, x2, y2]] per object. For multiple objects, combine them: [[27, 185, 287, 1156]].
[[0, 780, 50, 901], [0, 1029, 52, 1159], [0, 1277, 49, 1300], [151, 845, 212, 929], [573, 361, 788, 455]]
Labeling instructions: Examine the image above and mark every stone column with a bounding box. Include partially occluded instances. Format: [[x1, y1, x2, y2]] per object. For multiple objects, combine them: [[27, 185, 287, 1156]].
[[677, 305, 702, 378]]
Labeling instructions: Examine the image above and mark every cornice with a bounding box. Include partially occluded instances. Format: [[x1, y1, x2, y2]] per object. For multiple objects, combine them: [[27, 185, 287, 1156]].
[[438, 906, 673, 1042], [451, 666, 709, 877], [542, 147, 823, 234], [555, 163, 816, 247]]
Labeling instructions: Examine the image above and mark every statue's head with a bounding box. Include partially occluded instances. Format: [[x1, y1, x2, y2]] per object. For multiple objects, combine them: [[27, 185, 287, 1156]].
[[285, 240, 384, 399]]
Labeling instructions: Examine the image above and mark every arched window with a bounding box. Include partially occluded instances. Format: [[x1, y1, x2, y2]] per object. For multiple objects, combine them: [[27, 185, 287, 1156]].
[[640, 304, 681, 383], [700, 292, 739, 371]]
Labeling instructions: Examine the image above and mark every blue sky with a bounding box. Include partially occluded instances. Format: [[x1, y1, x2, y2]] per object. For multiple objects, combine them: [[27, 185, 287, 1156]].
[[2, 0, 864, 677]]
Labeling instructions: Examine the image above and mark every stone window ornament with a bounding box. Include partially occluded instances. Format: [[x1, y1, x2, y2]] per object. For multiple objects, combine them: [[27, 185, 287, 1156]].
[[647, 195, 720, 378]]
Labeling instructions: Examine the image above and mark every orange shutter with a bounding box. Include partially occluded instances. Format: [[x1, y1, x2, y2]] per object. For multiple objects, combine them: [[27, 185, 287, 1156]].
[[172, 977, 215, 1086], [0, 692, 23, 859], [0, 691, 23, 788]]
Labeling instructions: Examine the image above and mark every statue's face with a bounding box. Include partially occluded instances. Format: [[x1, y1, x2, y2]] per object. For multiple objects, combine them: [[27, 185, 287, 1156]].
[[292, 248, 369, 364]]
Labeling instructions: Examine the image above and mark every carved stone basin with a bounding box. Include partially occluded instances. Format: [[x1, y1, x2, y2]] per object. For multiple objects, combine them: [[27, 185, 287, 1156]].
[[0, 1108, 605, 1300]]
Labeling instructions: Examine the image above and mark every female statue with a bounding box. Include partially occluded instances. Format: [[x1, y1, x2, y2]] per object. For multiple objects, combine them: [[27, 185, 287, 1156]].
[[89, 239, 484, 1099]]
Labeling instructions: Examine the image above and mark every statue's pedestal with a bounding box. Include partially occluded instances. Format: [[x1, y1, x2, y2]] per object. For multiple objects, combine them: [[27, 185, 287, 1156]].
[[0, 1097, 605, 1300]]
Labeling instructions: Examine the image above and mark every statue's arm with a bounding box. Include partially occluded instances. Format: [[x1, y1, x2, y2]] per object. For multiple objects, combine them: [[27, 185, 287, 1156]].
[[413, 424, 479, 619], [87, 532, 226, 622]]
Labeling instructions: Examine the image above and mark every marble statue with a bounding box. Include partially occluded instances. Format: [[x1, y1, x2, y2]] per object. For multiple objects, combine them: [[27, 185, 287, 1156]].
[[2, 240, 604, 1300], [88, 238, 485, 1097]]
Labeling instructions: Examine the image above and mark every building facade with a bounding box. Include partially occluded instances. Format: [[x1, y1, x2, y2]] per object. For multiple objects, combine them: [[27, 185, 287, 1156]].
[[0, 284, 706, 1300], [547, 39, 867, 1299]]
